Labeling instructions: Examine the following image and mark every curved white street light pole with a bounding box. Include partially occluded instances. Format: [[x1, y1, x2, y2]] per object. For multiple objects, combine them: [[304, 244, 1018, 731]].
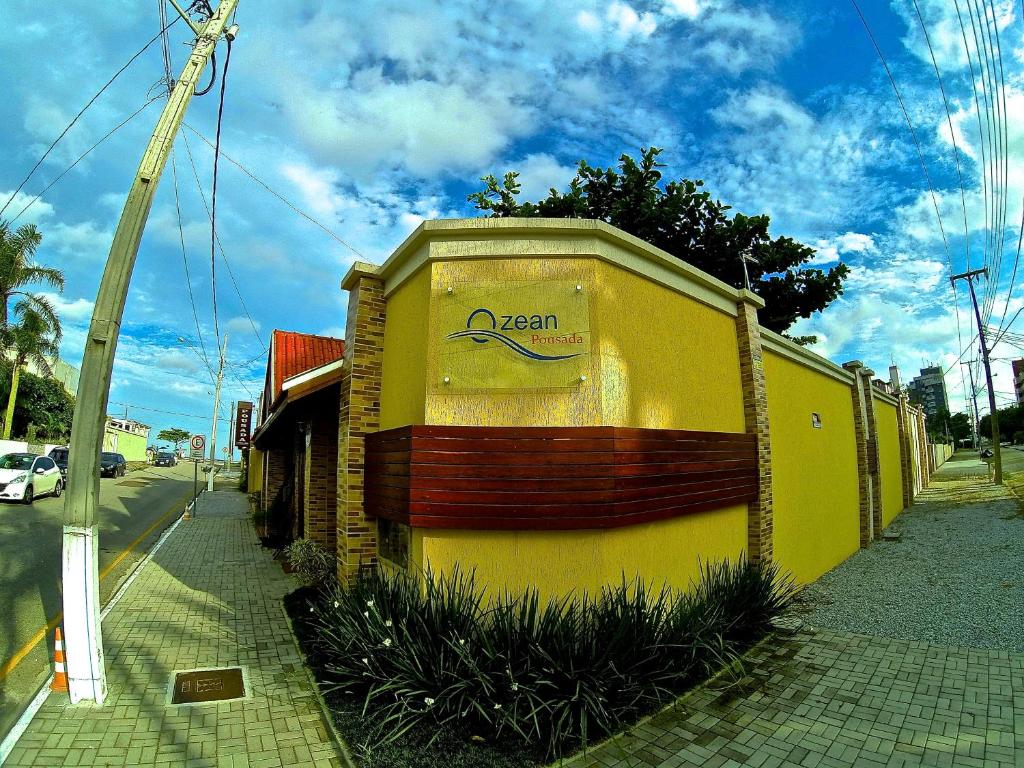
[[61, 0, 240, 705]]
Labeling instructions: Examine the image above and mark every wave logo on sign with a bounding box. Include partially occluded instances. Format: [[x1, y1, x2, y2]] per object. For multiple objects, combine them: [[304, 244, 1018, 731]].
[[446, 308, 582, 361]]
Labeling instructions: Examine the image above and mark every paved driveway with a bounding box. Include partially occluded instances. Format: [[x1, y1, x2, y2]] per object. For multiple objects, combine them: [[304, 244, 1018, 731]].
[[569, 626, 1023, 768], [569, 459, 1024, 767]]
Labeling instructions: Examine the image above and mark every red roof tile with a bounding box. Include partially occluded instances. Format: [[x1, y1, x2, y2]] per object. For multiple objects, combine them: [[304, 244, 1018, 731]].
[[263, 330, 345, 414]]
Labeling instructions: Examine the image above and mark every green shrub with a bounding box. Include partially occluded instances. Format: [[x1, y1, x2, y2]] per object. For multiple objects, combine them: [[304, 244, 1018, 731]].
[[282, 538, 335, 586], [309, 556, 793, 759]]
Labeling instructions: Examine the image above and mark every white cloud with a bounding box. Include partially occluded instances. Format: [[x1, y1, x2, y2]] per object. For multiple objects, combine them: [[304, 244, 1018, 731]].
[[225, 316, 260, 336], [0, 189, 54, 225], [38, 291, 93, 322], [607, 2, 658, 38], [662, 0, 702, 20]]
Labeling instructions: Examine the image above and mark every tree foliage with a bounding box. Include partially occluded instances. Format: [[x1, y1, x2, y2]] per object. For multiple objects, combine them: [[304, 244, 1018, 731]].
[[979, 404, 1024, 443], [468, 148, 850, 334], [157, 427, 191, 449], [2, 308, 61, 438], [0, 219, 64, 334], [0, 358, 74, 441]]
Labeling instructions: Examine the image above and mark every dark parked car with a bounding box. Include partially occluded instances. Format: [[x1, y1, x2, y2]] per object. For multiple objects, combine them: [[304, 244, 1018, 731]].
[[154, 451, 177, 467], [48, 446, 69, 478], [100, 452, 127, 477]]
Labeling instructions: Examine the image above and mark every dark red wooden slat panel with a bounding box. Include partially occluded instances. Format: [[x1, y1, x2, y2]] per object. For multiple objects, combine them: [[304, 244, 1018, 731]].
[[364, 424, 760, 531]]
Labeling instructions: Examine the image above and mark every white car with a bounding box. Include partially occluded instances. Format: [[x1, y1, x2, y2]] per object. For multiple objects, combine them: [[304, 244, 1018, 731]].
[[0, 452, 63, 503]]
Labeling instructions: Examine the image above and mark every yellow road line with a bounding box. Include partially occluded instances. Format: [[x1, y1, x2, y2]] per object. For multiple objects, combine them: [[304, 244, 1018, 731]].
[[0, 485, 195, 682]]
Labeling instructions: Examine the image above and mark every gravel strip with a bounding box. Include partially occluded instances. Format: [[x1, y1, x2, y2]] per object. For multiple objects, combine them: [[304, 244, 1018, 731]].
[[793, 477, 1024, 652]]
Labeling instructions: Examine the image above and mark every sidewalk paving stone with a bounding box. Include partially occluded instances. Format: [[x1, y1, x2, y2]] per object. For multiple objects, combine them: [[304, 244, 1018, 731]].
[[4, 491, 345, 768]]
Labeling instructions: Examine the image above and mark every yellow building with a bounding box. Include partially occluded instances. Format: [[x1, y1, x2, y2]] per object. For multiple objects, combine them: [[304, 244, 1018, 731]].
[[251, 218, 934, 597]]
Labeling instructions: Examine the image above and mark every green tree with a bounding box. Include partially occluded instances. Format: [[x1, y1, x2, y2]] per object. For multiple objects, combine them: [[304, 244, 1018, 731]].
[[468, 147, 850, 335], [979, 404, 1024, 444], [0, 219, 64, 332], [0, 359, 74, 440], [2, 308, 60, 439], [157, 427, 191, 451], [925, 407, 952, 443], [948, 411, 972, 444]]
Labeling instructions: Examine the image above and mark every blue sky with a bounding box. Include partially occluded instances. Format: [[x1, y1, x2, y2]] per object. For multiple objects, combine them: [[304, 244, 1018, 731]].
[[1, 0, 1023, 450]]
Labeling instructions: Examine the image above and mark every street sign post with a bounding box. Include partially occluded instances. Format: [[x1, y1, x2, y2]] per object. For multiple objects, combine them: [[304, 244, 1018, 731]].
[[190, 435, 206, 518]]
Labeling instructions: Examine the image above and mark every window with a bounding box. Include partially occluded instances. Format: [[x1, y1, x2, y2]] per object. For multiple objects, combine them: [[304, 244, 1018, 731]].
[[0, 454, 34, 470], [37, 457, 56, 470]]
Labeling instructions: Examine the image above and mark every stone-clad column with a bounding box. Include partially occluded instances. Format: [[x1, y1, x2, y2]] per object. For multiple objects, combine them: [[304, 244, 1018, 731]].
[[843, 362, 883, 545], [862, 373, 883, 534], [337, 263, 386, 582], [895, 394, 915, 508], [735, 291, 772, 565]]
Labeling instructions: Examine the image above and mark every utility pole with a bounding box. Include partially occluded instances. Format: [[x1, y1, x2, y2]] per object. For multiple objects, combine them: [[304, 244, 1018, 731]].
[[227, 400, 235, 471], [61, 0, 240, 705], [208, 334, 228, 491], [951, 268, 1002, 484], [961, 361, 981, 450]]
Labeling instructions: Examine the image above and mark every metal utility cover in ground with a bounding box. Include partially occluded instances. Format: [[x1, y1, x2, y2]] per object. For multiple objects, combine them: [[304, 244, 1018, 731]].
[[167, 667, 248, 706]]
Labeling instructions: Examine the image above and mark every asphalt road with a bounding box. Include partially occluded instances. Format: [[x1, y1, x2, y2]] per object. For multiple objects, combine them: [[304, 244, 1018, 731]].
[[0, 461, 206, 740]]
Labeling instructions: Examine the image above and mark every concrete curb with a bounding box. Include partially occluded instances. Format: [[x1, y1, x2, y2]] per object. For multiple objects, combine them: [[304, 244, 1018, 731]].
[[0, 493, 197, 766], [280, 602, 358, 768], [551, 630, 783, 767]]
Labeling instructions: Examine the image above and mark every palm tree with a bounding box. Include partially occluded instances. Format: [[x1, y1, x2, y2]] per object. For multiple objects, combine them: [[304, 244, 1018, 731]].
[[2, 308, 60, 439], [0, 219, 64, 333]]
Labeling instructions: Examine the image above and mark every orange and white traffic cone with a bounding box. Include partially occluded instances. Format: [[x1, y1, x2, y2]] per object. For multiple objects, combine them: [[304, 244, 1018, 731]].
[[51, 627, 68, 693]]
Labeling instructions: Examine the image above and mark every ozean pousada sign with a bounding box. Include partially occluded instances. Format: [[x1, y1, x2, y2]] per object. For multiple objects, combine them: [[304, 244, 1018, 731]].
[[438, 280, 590, 390]]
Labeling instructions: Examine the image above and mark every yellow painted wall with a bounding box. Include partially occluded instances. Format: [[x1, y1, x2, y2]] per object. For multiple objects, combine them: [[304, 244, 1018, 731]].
[[424, 258, 744, 432], [416, 503, 748, 600], [763, 351, 860, 585], [103, 428, 148, 462], [380, 265, 431, 430], [248, 448, 264, 494], [875, 399, 903, 528], [376, 254, 750, 597]]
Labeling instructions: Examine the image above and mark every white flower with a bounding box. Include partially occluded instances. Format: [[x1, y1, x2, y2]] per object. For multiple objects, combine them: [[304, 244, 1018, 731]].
[[333, 601, 339, 608], [362, 658, 369, 665], [383, 638, 392, 647], [493, 703, 502, 710], [459, 638, 466, 646], [363, 611, 369, 618], [385, 620, 392, 628], [424, 697, 435, 706], [308, 606, 314, 613], [511, 683, 519, 692], [366, 600, 374, 608]]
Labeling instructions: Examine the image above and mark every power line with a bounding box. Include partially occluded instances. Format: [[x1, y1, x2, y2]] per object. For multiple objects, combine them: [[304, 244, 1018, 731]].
[[208, 39, 235, 352], [171, 153, 213, 376], [182, 123, 366, 258], [180, 133, 267, 352], [109, 401, 229, 421], [0, 16, 179, 218], [10, 94, 163, 224], [850, 0, 950, 261]]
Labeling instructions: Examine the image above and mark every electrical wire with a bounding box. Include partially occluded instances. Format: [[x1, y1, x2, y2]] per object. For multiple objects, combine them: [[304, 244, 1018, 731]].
[[850, 0, 951, 263], [208, 38, 233, 353], [109, 400, 229, 421], [171, 153, 214, 378], [181, 133, 267, 352], [10, 95, 163, 224], [182, 123, 366, 258], [0, 16, 179, 218]]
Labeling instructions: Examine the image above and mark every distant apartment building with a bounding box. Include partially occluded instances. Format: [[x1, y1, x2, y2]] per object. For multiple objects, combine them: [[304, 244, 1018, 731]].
[[1013, 359, 1024, 404], [907, 365, 949, 419]]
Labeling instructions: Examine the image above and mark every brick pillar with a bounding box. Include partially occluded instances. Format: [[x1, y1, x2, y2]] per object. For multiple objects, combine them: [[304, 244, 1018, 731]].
[[735, 293, 772, 565], [262, 447, 286, 514], [863, 374, 883, 534], [916, 408, 930, 487], [337, 264, 386, 582], [895, 394, 915, 508], [304, 408, 338, 552]]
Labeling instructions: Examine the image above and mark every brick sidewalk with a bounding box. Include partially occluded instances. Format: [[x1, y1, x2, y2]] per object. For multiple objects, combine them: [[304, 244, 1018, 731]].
[[566, 626, 1024, 768], [4, 491, 345, 768]]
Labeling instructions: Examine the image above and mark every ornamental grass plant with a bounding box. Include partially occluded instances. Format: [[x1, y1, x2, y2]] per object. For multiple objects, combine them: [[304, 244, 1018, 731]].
[[307, 555, 794, 761]]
